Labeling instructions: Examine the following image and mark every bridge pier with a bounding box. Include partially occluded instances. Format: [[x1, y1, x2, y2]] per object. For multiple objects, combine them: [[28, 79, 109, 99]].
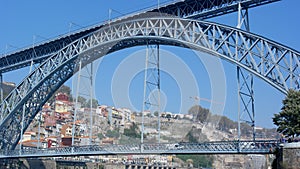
[[236, 1, 256, 142], [141, 43, 161, 144], [280, 143, 300, 169], [269, 143, 300, 169]]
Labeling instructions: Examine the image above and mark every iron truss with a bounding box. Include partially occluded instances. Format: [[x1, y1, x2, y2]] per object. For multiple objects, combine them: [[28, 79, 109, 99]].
[[0, 27, 100, 73], [0, 16, 299, 151], [0, 140, 279, 158], [151, 0, 280, 19], [0, 0, 280, 73]]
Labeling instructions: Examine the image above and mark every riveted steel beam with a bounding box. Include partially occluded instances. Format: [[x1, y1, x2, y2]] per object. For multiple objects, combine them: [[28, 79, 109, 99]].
[[151, 0, 280, 20]]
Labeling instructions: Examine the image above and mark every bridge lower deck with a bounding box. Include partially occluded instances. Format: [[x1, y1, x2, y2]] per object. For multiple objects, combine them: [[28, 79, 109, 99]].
[[0, 140, 279, 159]]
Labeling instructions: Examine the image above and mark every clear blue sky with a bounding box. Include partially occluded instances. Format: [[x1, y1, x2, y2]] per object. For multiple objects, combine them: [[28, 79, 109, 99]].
[[1, 0, 299, 128]]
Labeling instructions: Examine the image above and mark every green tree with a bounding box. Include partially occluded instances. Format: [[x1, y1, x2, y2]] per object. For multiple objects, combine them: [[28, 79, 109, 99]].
[[86, 98, 99, 108], [273, 89, 300, 138], [124, 123, 141, 138], [240, 122, 252, 137], [106, 129, 120, 138], [218, 116, 234, 131], [185, 127, 208, 143], [98, 133, 105, 140], [177, 155, 214, 168], [186, 130, 198, 143], [188, 105, 210, 123], [77, 96, 87, 107], [47, 85, 73, 103], [58, 85, 72, 98]]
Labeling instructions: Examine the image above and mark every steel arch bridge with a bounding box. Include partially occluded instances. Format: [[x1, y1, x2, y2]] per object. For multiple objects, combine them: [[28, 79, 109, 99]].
[[0, 0, 299, 156], [0, 15, 299, 151]]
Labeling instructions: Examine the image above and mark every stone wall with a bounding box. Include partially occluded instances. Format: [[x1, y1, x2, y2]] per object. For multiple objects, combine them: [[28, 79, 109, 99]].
[[282, 143, 300, 169]]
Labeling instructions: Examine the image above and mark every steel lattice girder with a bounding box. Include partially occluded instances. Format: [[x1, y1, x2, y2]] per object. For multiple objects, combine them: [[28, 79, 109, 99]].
[[0, 140, 278, 158], [0, 16, 299, 150], [0, 27, 101, 73], [151, 0, 280, 20], [0, 0, 280, 74]]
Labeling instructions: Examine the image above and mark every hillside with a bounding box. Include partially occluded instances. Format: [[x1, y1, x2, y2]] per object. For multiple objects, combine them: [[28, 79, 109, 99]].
[[22, 84, 279, 168], [127, 105, 279, 168]]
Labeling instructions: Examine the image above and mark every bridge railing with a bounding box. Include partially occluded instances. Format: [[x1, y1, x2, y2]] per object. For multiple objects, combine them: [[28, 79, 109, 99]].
[[0, 140, 279, 158]]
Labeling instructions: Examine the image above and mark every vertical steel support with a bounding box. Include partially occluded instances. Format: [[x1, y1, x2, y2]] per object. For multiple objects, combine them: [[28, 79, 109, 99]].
[[19, 55, 36, 151], [157, 45, 161, 143], [237, 68, 255, 140], [72, 61, 82, 146], [19, 104, 26, 153], [0, 73, 3, 103], [0, 73, 3, 122], [37, 112, 41, 149], [27, 55, 43, 149], [236, 2, 255, 141], [141, 45, 149, 146], [141, 43, 161, 145], [29, 60, 35, 74], [89, 62, 93, 145], [237, 2, 250, 31], [72, 61, 94, 145]]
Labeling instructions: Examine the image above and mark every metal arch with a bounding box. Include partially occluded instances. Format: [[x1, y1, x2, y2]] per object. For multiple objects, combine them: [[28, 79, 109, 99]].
[[0, 17, 300, 150], [0, 26, 102, 73]]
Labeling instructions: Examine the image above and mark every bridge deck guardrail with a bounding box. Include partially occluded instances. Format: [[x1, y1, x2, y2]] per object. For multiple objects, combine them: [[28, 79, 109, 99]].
[[0, 140, 279, 159]]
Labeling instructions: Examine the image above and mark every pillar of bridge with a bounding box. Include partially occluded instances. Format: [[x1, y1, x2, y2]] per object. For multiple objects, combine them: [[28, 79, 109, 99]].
[[281, 143, 300, 169], [236, 2, 256, 141], [88, 62, 94, 144], [72, 60, 82, 146], [0, 73, 2, 103], [141, 43, 161, 145], [71, 60, 95, 146]]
